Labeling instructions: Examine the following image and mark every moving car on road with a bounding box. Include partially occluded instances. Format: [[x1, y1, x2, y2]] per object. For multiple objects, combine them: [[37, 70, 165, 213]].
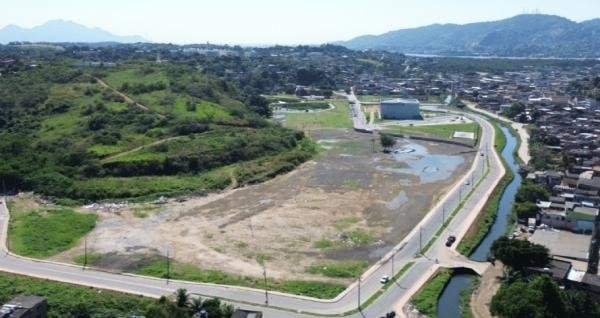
[[380, 275, 390, 284], [445, 235, 456, 247]]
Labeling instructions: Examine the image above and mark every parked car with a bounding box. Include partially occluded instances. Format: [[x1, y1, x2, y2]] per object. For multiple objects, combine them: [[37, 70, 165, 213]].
[[380, 275, 390, 284], [445, 235, 456, 247]]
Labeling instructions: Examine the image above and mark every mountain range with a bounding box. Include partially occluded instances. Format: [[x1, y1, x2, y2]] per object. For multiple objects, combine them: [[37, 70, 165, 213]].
[[338, 14, 600, 58], [0, 20, 147, 44]]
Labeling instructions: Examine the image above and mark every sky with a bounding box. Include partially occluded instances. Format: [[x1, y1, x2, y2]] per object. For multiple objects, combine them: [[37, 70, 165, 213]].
[[1, 0, 600, 45]]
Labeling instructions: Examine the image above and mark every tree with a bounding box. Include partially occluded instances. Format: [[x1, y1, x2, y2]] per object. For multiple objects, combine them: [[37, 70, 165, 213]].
[[563, 290, 600, 318], [491, 275, 566, 318], [175, 288, 190, 308], [245, 94, 272, 117], [491, 237, 549, 271], [189, 297, 203, 314], [380, 133, 395, 150], [503, 102, 526, 119], [514, 202, 539, 219], [516, 181, 550, 203]]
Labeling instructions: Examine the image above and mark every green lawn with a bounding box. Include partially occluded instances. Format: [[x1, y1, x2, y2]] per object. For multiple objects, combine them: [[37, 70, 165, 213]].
[[284, 101, 352, 129], [266, 94, 302, 103], [357, 95, 381, 103], [134, 259, 346, 299], [8, 204, 97, 258], [276, 102, 330, 111], [411, 270, 452, 318], [383, 122, 479, 140]]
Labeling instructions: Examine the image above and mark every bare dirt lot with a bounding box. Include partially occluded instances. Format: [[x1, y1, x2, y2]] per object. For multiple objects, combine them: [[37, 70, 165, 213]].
[[53, 129, 475, 283]]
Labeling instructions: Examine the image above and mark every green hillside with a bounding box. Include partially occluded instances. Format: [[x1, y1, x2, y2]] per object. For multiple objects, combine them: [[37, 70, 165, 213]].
[[0, 62, 315, 201]]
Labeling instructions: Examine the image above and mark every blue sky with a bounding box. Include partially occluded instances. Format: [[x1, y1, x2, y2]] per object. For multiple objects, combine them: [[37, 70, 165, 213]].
[[2, 0, 599, 44]]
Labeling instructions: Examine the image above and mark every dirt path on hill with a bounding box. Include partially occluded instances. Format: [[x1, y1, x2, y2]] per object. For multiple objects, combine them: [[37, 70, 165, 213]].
[[101, 136, 184, 162], [95, 77, 164, 117], [471, 262, 503, 318]]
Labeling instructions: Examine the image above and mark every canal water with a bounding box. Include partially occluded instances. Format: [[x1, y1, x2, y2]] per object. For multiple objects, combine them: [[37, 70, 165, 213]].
[[436, 126, 523, 317]]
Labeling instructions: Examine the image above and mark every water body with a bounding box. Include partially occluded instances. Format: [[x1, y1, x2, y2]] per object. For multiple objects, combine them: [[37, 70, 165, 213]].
[[379, 142, 465, 183], [437, 126, 522, 318]]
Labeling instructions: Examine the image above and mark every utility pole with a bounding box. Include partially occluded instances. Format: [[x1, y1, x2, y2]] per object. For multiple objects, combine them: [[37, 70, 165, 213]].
[[391, 254, 395, 277], [263, 263, 269, 306], [419, 226, 423, 254], [442, 205, 445, 227], [83, 236, 88, 269], [166, 247, 170, 284], [357, 275, 361, 310]]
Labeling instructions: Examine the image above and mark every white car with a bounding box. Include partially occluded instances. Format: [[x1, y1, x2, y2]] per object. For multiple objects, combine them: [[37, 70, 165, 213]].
[[380, 275, 390, 284]]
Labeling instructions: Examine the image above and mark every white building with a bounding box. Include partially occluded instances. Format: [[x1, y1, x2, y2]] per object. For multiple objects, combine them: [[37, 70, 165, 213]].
[[380, 98, 421, 120]]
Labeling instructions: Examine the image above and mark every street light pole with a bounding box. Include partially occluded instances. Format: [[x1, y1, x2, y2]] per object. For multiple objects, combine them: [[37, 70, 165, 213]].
[[357, 275, 361, 310], [442, 205, 445, 227], [166, 247, 170, 285], [84, 236, 87, 269], [419, 226, 422, 254], [263, 263, 269, 306], [391, 254, 395, 277]]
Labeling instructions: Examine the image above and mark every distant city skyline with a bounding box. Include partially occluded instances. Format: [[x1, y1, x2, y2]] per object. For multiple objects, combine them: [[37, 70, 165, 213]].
[[2, 0, 600, 45]]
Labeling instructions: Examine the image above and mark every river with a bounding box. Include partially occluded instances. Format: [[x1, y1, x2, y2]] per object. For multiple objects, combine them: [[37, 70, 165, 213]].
[[436, 125, 523, 317]]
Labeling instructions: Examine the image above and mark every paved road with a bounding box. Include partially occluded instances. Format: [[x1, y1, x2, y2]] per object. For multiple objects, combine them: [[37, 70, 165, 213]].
[[0, 106, 503, 318], [347, 89, 374, 132], [464, 101, 530, 164]]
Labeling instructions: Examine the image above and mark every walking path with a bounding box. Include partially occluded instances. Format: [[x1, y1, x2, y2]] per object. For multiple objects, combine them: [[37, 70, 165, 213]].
[[470, 262, 504, 318]]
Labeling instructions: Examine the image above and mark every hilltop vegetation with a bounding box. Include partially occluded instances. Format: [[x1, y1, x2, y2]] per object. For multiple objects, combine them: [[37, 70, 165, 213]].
[[0, 61, 315, 201], [340, 14, 600, 58]]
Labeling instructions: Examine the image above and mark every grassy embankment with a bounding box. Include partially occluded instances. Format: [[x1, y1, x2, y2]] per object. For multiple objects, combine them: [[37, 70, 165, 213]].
[[0, 272, 154, 317], [74, 137, 317, 201], [283, 101, 352, 130], [456, 120, 515, 255], [460, 277, 480, 318], [307, 260, 369, 278], [411, 269, 452, 318], [7, 199, 96, 258], [357, 95, 381, 103], [131, 259, 345, 299]]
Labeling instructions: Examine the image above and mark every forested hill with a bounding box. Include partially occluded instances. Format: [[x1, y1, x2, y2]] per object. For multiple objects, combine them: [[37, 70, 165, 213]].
[[0, 61, 315, 201], [339, 14, 600, 58]]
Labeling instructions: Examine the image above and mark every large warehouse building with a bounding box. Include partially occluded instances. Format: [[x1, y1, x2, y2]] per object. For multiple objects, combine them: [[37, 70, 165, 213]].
[[380, 98, 421, 120]]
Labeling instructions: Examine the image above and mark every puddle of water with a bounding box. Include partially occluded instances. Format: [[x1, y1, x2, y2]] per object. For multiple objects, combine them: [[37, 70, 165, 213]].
[[378, 141, 465, 183]]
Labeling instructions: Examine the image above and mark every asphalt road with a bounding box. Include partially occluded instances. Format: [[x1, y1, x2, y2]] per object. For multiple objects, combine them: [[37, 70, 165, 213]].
[[0, 106, 503, 318]]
